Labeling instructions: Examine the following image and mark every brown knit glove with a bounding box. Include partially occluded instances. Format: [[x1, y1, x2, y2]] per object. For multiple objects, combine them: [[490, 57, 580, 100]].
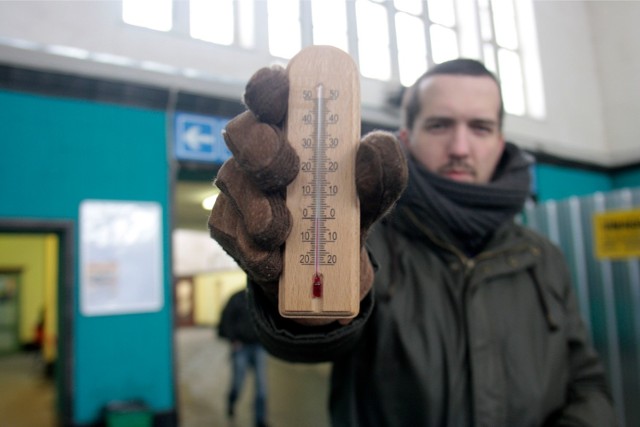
[[208, 65, 408, 321]]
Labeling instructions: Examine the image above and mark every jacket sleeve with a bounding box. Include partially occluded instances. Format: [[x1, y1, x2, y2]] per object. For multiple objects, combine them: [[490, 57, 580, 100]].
[[246, 280, 374, 363], [545, 249, 618, 427], [219, 292, 241, 341], [218, 297, 232, 340]]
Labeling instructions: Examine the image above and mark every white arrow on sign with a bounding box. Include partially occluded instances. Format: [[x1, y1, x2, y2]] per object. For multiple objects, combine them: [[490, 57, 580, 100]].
[[183, 125, 215, 150]]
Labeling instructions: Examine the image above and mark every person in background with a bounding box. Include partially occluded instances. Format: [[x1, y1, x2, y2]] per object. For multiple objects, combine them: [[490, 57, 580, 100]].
[[209, 57, 616, 426], [218, 289, 269, 427]]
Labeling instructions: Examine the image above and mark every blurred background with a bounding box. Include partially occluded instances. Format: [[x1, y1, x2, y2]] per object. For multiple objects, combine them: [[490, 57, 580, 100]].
[[1, 0, 639, 426]]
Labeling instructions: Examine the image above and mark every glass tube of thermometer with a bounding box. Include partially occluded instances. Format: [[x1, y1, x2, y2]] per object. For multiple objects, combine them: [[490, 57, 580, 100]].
[[279, 46, 361, 319]]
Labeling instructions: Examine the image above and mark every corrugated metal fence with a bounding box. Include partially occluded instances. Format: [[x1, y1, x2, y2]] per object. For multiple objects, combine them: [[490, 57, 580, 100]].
[[523, 187, 640, 427]]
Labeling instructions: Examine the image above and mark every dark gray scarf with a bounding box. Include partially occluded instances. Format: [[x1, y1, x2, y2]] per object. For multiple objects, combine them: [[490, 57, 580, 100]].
[[396, 142, 532, 255]]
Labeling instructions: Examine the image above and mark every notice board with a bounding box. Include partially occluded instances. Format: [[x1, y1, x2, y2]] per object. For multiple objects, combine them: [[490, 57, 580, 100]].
[[80, 200, 164, 316]]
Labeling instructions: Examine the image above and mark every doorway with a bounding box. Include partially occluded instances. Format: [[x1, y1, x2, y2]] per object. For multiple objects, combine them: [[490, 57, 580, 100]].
[[0, 219, 74, 426]]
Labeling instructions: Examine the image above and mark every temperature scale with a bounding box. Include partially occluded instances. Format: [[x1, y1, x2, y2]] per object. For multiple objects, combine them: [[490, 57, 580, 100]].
[[279, 46, 361, 319]]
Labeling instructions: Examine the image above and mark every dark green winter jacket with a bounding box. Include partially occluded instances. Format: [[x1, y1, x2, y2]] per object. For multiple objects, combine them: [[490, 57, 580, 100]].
[[249, 205, 616, 427]]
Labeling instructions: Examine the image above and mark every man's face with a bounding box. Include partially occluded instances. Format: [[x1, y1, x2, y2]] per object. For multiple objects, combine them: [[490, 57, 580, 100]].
[[402, 74, 505, 184]]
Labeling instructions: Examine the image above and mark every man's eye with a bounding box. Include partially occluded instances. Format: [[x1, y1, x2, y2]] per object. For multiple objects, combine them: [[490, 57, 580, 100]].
[[425, 122, 448, 131], [472, 124, 494, 134]]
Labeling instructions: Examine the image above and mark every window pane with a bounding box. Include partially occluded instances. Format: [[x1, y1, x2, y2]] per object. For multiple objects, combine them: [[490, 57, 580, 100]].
[[122, 0, 172, 31], [478, 2, 493, 41], [517, 0, 545, 119], [430, 25, 459, 64], [190, 0, 234, 45], [394, 0, 422, 15], [356, 0, 391, 81], [498, 49, 525, 116], [237, 0, 255, 48], [482, 43, 496, 74], [491, 0, 518, 49], [396, 12, 427, 87], [427, 0, 456, 27], [477, 0, 489, 13], [312, 0, 348, 52], [268, 0, 301, 58]]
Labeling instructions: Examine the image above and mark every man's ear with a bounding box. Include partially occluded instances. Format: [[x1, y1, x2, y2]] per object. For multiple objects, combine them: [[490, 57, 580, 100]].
[[498, 132, 506, 151], [397, 129, 410, 148]]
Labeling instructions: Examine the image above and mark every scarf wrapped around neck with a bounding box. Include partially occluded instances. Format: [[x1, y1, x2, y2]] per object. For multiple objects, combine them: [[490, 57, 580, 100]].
[[396, 142, 532, 255]]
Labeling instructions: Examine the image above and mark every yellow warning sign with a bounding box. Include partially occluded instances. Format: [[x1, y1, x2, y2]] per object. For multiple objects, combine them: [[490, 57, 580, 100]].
[[593, 209, 640, 259]]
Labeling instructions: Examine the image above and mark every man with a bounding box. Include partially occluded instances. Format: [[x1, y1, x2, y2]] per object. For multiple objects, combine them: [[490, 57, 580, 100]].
[[209, 58, 616, 426], [218, 289, 269, 427]]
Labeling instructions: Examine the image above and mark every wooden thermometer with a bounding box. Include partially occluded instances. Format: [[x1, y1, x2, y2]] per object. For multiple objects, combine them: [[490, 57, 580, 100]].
[[279, 46, 361, 319]]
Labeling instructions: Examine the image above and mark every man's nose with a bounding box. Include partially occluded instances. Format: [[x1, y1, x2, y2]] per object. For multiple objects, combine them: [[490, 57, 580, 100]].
[[448, 125, 470, 157]]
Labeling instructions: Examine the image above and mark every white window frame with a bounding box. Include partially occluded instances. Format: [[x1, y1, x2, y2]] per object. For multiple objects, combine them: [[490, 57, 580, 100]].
[[121, 0, 544, 119]]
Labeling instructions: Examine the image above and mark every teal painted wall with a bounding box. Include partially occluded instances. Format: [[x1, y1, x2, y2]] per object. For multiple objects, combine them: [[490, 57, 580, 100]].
[[0, 90, 174, 424], [613, 168, 640, 189], [534, 163, 613, 201]]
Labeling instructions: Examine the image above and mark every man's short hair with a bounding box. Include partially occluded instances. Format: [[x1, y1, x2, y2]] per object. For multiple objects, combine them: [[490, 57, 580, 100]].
[[401, 58, 505, 131]]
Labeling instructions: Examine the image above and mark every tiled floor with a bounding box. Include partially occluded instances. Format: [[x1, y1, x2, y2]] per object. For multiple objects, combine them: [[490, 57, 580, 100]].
[[177, 327, 332, 427], [0, 352, 55, 427], [0, 327, 332, 427]]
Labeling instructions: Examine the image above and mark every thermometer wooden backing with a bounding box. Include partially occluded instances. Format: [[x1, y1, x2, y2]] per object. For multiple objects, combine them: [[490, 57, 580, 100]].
[[279, 46, 361, 319]]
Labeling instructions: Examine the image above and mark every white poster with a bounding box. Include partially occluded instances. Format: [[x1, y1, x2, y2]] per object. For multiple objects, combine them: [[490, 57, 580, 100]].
[[80, 200, 164, 316]]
